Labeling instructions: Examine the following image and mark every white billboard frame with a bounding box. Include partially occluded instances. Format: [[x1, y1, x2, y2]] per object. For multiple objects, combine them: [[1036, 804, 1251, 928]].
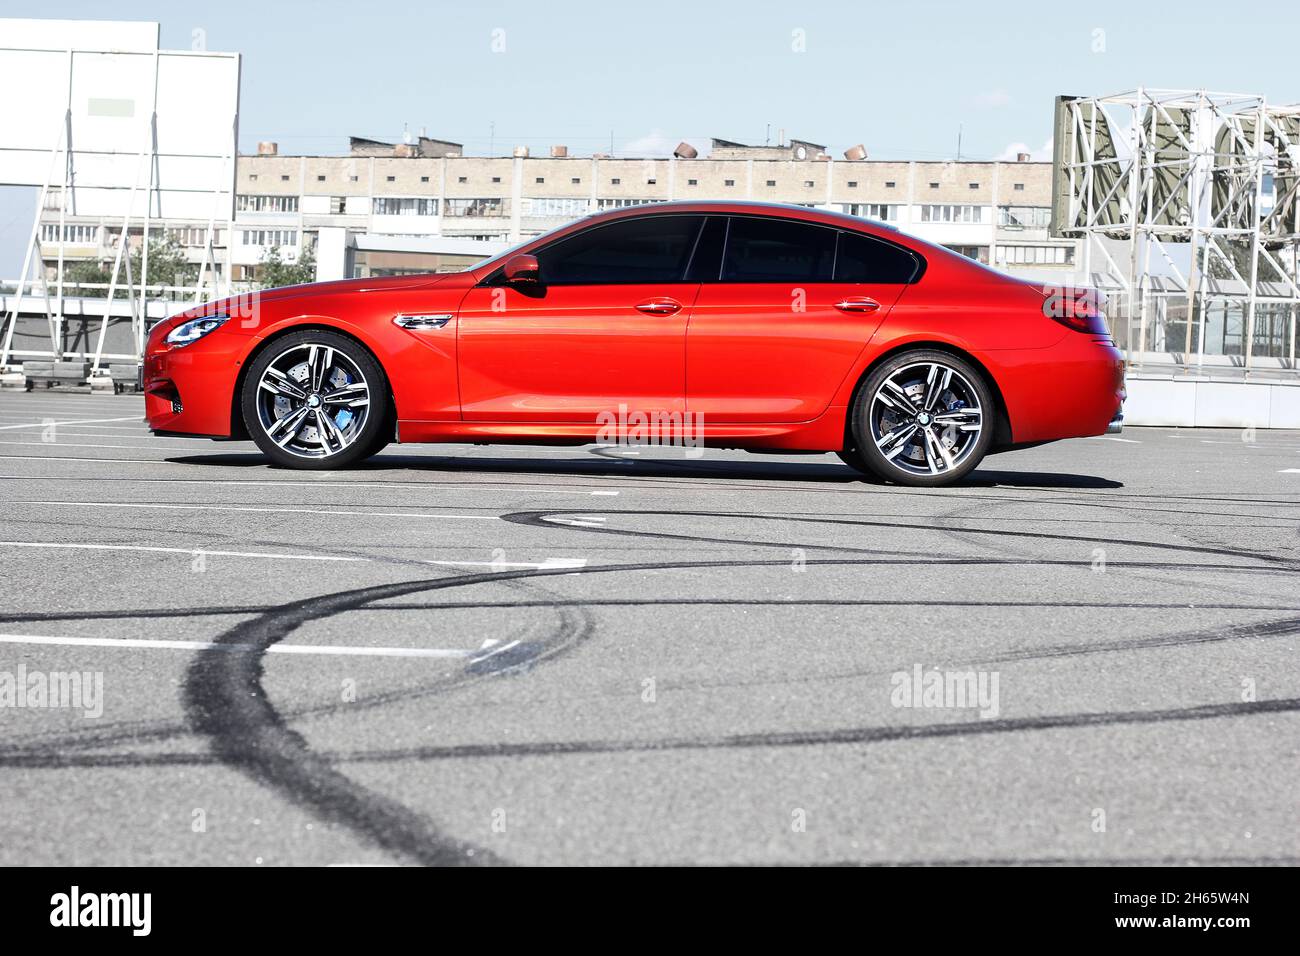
[[0, 24, 240, 371]]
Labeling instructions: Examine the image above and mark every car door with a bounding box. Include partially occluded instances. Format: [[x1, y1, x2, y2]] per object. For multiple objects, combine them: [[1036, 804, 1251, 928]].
[[456, 214, 704, 422], [686, 216, 917, 423]]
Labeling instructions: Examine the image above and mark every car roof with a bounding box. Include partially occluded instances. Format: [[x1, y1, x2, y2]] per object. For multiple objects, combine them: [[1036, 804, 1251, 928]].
[[468, 199, 915, 281]]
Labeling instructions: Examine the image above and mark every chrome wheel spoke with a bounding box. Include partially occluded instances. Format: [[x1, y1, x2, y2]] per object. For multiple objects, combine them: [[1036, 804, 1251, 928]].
[[260, 366, 307, 400], [882, 378, 914, 407], [923, 365, 952, 411], [270, 406, 310, 447], [323, 382, 369, 407], [924, 426, 955, 471], [316, 409, 347, 450], [876, 421, 919, 459], [933, 406, 982, 431]]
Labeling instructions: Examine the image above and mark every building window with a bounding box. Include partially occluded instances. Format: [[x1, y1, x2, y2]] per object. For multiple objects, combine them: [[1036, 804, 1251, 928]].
[[847, 181, 858, 188], [166, 226, 206, 246], [240, 229, 298, 247], [724, 179, 735, 187], [766, 179, 776, 187], [315, 175, 325, 182], [372, 197, 439, 216], [647, 178, 656, 185], [236, 194, 299, 213], [687, 178, 698, 186], [946, 244, 989, 263], [595, 198, 666, 210], [995, 244, 1073, 266], [611, 178, 621, 185], [571, 177, 581, 185], [280, 175, 289, 182], [885, 181, 896, 188], [491, 176, 501, 183], [443, 197, 505, 217], [997, 205, 1052, 229], [522, 197, 592, 217], [349, 175, 359, 182], [40, 223, 100, 244], [1013, 183, 1025, 191], [248, 174, 258, 181], [803, 180, 815, 188], [969, 182, 979, 189], [386, 175, 395, 182], [457, 176, 468, 184], [420, 176, 429, 183], [929, 182, 939, 189], [920, 204, 983, 223], [839, 203, 899, 222], [535, 177, 545, 184]]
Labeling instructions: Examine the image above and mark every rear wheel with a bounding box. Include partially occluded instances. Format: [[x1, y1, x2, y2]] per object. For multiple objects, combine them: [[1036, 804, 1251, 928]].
[[242, 330, 388, 470], [848, 350, 992, 487]]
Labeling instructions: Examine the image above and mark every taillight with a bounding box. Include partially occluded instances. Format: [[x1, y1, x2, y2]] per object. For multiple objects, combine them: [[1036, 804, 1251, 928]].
[[1043, 288, 1109, 336]]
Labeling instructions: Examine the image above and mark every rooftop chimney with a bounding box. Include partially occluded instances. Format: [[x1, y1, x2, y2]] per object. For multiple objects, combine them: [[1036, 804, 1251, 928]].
[[257, 141, 278, 156], [550, 145, 568, 158], [1016, 152, 1031, 162], [843, 144, 867, 161], [673, 141, 699, 159], [513, 145, 530, 158]]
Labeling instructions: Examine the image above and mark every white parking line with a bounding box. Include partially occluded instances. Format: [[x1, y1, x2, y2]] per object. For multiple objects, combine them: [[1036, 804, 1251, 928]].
[[12, 500, 501, 521], [1281, 468, 1300, 474], [0, 541, 367, 562], [0, 455, 185, 465], [0, 416, 140, 431], [0, 633, 475, 659]]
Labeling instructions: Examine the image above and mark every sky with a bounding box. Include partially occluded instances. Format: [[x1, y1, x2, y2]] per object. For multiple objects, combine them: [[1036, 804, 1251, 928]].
[[3, 0, 1299, 273]]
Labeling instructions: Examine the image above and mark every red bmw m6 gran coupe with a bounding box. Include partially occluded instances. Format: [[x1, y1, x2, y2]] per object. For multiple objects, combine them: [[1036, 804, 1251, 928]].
[[144, 201, 1124, 486]]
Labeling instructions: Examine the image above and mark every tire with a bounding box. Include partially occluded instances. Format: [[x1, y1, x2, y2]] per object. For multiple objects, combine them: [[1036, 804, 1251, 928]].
[[242, 330, 389, 470], [835, 445, 873, 475], [848, 349, 993, 487]]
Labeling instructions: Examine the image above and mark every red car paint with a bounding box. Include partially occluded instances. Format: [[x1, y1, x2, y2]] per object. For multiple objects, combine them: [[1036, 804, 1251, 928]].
[[144, 201, 1123, 458]]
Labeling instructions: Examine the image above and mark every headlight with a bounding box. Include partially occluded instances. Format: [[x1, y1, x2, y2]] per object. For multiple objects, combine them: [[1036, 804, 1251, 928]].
[[166, 315, 229, 347]]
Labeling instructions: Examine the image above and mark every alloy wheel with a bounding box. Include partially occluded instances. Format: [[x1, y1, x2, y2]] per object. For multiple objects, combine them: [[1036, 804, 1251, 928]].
[[868, 361, 983, 477], [253, 342, 371, 459]]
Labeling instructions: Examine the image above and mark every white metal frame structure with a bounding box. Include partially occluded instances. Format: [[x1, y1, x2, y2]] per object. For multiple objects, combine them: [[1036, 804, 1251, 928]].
[[1052, 89, 1300, 372], [0, 23, 239, 374]]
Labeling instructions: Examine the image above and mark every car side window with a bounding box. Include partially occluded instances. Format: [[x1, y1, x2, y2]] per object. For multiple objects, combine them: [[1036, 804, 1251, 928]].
[[535, 215, 704, 285], [684, 216, 726, 282], [835, 231, 923, 283], [721, 217, 837, 283]]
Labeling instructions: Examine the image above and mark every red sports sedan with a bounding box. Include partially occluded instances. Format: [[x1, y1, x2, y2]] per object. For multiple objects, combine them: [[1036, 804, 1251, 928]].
[[143, 201, 1124, 486]]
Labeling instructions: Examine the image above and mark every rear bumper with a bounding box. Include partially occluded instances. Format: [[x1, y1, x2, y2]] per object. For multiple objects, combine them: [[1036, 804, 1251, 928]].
[[989, 335, 1125, 444]]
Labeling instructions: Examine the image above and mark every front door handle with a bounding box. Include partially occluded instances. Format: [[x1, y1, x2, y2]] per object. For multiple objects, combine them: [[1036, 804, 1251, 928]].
[[634, 298, 682, 316], [834, 297, 881, 314]]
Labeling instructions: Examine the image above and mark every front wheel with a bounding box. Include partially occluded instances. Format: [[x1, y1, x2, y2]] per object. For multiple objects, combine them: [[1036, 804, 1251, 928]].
[[848, 350, 993, 487], [242, 330, 388, 469]]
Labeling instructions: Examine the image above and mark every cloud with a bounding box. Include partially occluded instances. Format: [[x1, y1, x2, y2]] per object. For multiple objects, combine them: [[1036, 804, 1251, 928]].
[[973, 89, 1013, 109], [621, 129, 678, 157], [996, 137, 1054, 161]]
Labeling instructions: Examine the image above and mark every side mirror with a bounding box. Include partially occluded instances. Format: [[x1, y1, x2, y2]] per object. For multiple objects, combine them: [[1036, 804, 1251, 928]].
[[503, 253, 540, 285]]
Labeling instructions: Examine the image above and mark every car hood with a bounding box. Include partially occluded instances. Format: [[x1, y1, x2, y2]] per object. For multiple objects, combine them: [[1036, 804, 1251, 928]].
[[179, 271, 476, 320]]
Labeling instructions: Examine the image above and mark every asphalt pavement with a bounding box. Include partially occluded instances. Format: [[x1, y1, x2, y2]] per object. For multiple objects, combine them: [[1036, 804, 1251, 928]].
[[0, 389, 1297, 865]]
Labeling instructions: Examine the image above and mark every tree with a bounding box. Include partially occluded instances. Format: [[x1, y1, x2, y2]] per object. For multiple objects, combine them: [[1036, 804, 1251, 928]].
[[258, 244, 316, 290]]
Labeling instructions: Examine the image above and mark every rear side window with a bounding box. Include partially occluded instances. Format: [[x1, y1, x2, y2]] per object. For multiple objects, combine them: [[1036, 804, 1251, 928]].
[[536, 215, 703, 284], [722, 217, 836, 283], [835, 231, 923, 283]]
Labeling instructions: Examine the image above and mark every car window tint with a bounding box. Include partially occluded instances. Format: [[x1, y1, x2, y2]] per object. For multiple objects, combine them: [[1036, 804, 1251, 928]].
[[722, 217, 836, 283], [537, 215, 703, 284], [835, 231, 922, 283], [684, 216, 726, 282]]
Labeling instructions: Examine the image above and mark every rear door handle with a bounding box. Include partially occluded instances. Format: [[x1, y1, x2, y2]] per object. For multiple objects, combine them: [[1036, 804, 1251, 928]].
[[834, 297, 881, 314], [634, 298, 682, 316]]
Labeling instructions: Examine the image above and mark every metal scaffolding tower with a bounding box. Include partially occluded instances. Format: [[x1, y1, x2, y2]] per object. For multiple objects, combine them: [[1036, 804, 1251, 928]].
[[1052, 89, 1300, 372]]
